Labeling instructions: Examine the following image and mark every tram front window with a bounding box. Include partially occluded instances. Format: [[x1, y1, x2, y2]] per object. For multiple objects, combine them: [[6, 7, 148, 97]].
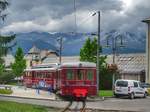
[[87, 70, 93, 80], [66, 69, 74, 80]]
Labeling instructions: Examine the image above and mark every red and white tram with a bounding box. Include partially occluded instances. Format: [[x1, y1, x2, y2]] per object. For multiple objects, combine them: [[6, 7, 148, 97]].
[[23, 64, 59, 90], [23, 62, 97, 99]]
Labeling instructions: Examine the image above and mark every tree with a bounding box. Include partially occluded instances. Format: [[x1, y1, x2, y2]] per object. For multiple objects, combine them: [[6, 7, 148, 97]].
[[11, 47, 26, 83], [0, 0, 16, 84], [0, 0, 16, 64], [80, 37, 105, 65], [0, 70, 15, 84], [0, 35, 16, 62], [80, 37, 112, 90], [0, 64, 4, 75], [80, 38, 97, 62]]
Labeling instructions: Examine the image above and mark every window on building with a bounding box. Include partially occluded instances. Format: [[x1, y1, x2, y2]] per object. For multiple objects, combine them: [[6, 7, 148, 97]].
[[66, 69, 74, 80], [87, 70, 93, 80]]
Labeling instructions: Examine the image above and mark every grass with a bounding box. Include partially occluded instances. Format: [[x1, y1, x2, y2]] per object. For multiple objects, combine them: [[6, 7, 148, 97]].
[[0, 89, 13, 94], [6, 80, 18, 86], [0, 101, 48, 112], [99, 90, 114, 97], [7, 82, 17, 86]]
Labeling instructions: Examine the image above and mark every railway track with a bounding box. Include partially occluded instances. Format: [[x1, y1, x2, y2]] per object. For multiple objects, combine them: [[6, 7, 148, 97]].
[[80, 101, 86, 112], [61, 100, 86, 112], [61, 100, 73, 112]]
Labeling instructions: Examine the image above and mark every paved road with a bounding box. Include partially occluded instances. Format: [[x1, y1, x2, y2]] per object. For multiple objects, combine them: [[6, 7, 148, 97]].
[[0, 95, 150, 112], [87, 97, 150, 112]]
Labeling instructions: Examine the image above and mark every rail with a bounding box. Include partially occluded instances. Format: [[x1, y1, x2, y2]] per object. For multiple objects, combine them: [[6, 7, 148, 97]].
[[61, 100, 86, 112], [61, 100, 72, 112], [80, 101, 86, 112]]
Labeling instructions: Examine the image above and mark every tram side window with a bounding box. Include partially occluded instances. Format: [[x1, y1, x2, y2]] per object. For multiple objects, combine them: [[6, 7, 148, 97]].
[[26, 72, 31, 77], [87, 70, 93, 80], [36, 72, 44, 78], [66, 69, 74, 80], [47, 72, 52, 78]]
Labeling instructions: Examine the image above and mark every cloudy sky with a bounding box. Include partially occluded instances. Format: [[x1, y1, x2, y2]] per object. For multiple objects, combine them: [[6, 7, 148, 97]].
[[1, 0, 150, 34]]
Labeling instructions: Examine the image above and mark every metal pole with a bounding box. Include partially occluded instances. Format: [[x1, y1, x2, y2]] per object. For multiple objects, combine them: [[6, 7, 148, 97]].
[[112, 37, 115, 89], [97, 11, 100, 93], [59, 37, 62, 65]]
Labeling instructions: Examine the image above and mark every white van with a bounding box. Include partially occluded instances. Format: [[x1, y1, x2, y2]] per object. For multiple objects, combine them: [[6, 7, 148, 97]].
[[114, 79, 146, 99]]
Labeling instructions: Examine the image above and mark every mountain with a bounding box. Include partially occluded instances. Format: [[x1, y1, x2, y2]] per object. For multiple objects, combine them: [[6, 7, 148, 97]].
[[10, 30, 146, 56]]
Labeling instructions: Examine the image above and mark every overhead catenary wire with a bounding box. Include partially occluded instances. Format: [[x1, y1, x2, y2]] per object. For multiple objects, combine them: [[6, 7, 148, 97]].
[[77, 13, 95, 28], [74, 0, 77, 34], [73, 0, 96, 34]]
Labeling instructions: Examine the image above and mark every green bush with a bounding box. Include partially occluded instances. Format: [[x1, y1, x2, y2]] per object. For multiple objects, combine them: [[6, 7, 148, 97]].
[[0, 70, 15, 84], [99, 67, 113, 90], [0, 89, 13, 94]]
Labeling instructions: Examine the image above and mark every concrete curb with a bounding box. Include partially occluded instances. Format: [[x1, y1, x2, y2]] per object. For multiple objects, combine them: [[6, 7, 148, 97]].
[[0, 94, 57, 101], [0, 94, 114, 102], [87, 96, 114, 102], [86, 108, 139, 112]]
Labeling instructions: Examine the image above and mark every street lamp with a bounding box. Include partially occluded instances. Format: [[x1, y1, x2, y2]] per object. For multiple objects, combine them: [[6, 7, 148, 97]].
[[106, 34, 124, 88], [92, 11, 101, 94]]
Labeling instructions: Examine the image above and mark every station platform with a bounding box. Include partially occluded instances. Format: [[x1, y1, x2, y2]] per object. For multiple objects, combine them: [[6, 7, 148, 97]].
[[1, 85, 56, 100]]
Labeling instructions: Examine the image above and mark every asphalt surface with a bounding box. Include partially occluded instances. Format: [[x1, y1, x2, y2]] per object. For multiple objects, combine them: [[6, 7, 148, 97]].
[[0, 95, 150, 112]]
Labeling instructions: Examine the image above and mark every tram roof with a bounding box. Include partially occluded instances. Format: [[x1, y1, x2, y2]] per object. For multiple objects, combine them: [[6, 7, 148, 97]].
[[25, 62, 96, 72], [31, 63, 58, 69], [61, 62, 96, 68], [25, 67, 58, 72]]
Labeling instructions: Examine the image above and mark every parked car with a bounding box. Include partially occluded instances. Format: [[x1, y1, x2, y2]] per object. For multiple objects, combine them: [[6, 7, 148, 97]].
[[114, 79, 146, 99], [140, 83, 150, 96]]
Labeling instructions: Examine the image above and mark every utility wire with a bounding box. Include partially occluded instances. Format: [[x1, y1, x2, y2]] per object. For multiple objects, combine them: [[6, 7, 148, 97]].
[[77, 13, 94, 28]]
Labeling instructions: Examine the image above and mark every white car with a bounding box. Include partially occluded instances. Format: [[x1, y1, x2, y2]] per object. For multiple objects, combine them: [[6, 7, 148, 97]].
[[114, 79, 146, 99]]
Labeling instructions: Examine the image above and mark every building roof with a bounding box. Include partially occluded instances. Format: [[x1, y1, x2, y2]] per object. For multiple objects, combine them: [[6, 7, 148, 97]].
[[116, 53, 145, 74], [28, 45, 40, 54], [142, 17, 150, 23], [42, 56, 80, 64]]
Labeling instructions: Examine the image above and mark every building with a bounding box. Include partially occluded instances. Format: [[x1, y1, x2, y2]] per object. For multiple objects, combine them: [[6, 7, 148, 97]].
[[25, 45, 58, 68], [142, 17, 150, 83], [106, 53, 146, 82], [25, 45, 41, 68], [116, 53, 145, 82]]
